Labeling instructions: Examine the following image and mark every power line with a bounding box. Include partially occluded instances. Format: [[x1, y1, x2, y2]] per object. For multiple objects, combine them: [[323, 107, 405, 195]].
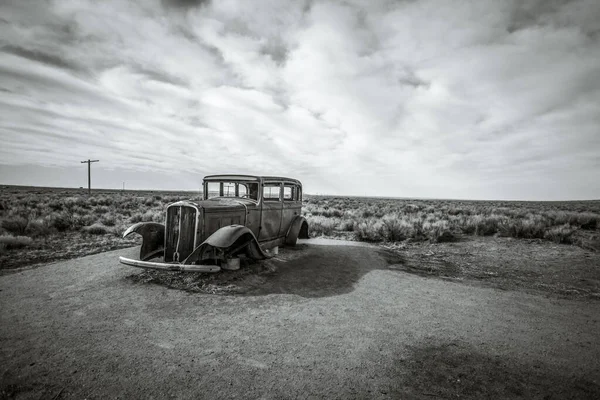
[[80, 159, 99, 195]]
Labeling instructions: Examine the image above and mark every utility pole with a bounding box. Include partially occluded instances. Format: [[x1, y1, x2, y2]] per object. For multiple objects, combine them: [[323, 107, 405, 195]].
[[80, 159, 99, 195]]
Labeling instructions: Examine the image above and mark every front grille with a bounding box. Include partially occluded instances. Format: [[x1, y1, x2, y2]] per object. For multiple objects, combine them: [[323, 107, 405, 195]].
[[164, 204, 198, 262]]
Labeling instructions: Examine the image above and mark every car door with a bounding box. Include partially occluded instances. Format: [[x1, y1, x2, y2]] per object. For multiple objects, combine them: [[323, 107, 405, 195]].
[[258, 182, 282, 241], [280, 183, 301, 237]]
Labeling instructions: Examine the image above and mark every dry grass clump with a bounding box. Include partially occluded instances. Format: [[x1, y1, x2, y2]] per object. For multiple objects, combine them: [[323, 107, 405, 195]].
[[0, 234, 33, 251], [82, 223, 110, 235], [303, 196, 600, 249], [0, 186, 196, 267], [543, 224, 577, 244]]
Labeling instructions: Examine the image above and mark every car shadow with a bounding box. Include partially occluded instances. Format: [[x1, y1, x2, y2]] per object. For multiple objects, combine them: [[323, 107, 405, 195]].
[[238, 243, 399, 298], [127, 241, 417, 298]]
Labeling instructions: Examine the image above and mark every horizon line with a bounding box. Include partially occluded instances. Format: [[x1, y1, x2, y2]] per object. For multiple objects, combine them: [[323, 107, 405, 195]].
[[1, 184, 599, 203]]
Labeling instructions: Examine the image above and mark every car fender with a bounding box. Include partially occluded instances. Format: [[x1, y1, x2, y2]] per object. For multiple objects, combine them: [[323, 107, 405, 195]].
[[123, 222, 165, 261], [182, 225, 269, 264], [285, 216, 309, 246]]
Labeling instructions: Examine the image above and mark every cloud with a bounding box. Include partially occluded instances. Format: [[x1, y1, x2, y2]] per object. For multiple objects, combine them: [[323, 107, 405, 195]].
[[0, 0, 599, 199]]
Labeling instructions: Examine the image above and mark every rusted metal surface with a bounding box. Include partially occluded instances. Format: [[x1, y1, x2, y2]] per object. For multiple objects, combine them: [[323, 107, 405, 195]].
[[119, 256, 220, 273], [285, 216, 309, 246], [122, 222, 164, 261], [164, 202, 199, 262], [120, 175, 308, 271]]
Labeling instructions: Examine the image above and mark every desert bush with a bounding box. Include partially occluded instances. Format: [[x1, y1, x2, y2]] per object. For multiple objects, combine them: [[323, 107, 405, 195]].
[[46, 212, 72, 232], [307, 215, 338, 237], [464, 215, 502, 236], [361, 208, 374, 218], [95, 196, 113, 206], [544, 224, 576, 244], [570, 212, 599, 230], [48, 199, 63, 211], [129, 213, 143, 223], [0, 234, 33, 250], [100, 213, 117, 226], [142, 210, 162, 222], [71, 213, 97, 229], [354, 219, 385, 242], [499, 218, 546, 239], [83, 223, 109, 235], [336, 218, 355, 232], [93, 206, 110, 215], [1, 216, 29, 235], [26, 219, 55, 238], [322, 208, 343, 218], [380, 215, 412, 241], [62, 196, 86, 210], [424, 220, 454, 242]]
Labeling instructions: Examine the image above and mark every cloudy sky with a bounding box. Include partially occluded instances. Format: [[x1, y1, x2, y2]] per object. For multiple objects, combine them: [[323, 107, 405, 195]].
[[0, 0, 599, 200]]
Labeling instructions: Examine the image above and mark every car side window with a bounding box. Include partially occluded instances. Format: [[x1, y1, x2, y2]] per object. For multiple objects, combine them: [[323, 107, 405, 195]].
[[263, 183, 281, 201], [238, 184, 247, 198], [283, 185, 295, 201], [246, 183, 259, 200], [295, 186, 302, 201]]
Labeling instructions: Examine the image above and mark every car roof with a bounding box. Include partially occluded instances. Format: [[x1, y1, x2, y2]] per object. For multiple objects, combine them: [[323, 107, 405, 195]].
[[203, 174, 301, 186]]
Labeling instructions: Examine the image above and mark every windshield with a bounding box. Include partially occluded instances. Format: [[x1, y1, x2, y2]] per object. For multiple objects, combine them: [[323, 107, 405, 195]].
[[204, 181, 259, 201]]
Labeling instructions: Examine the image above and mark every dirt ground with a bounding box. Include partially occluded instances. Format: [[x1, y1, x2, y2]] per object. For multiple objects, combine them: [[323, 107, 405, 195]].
[[1, 238, 599, 399]]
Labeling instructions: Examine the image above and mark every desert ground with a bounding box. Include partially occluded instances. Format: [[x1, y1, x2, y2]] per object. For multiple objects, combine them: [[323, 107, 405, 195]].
[[1, 186, 600, 398], [1, 238, 599, 399]]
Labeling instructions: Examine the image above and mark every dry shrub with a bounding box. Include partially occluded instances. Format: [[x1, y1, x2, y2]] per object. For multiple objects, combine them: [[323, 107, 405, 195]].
[[62, 196, 86, 209], [424, 220, 454, 242], [499, 218, 546, 239], [1, 216, 29, 235], [71, 213, 97, 229], [0, 234, 33, 250], [100, 213, 117, 226], [26, 219, 55, 238], [464, 215, 503, 236], [48, 199, 63, 211], [130, 213, 143, 223], [544, 224, 576, 244], [336, 218, 354, 232], [95, 196, 113, 206], [83, 223, 109, 235], [93, 206, 110, 215], [46, 212, 72, 232], [142, 210, 162, 222], [380, 215, 412, 241], [354, 220, 384, 242], [307, 215, 338, 237]]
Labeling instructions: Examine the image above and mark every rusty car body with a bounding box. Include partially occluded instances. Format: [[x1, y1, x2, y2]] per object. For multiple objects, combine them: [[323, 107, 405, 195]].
[[119, 175, 309, 273]]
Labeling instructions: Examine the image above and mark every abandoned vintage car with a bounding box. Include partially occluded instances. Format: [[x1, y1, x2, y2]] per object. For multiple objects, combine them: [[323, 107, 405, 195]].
[[119, 175, 309, 273]]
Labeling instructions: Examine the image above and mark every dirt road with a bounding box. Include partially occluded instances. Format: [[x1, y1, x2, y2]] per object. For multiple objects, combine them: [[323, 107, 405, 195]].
[[1, 241, 599, 399]]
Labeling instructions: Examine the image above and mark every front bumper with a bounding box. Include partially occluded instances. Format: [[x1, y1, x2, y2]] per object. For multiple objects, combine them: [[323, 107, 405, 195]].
[[119, 256, 221, 273]]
